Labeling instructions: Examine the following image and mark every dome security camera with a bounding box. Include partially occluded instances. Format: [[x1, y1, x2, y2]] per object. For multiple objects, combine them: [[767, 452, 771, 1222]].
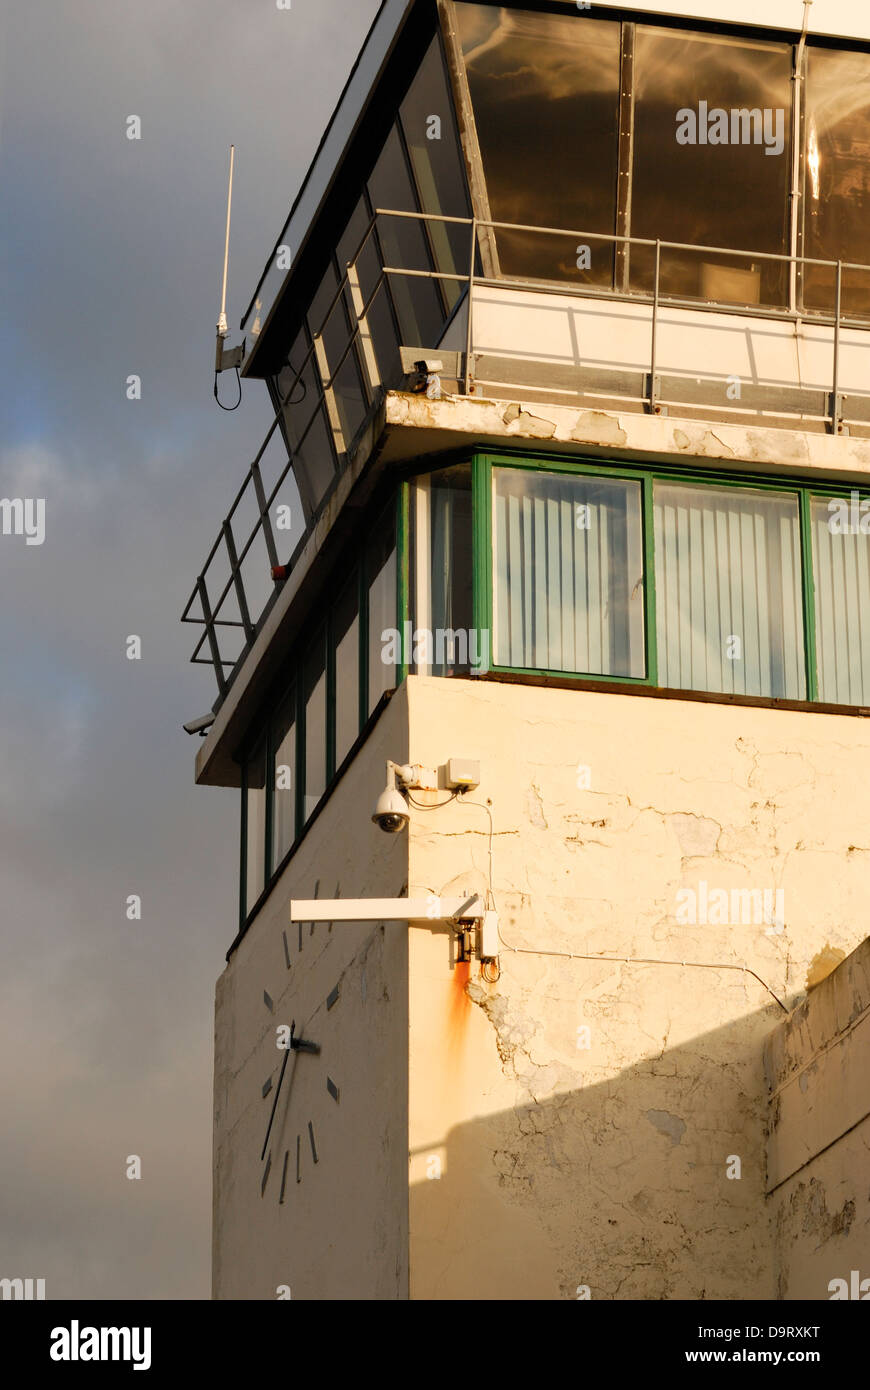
[[372, 785, 410, 834], [372, 760, 414, 833]]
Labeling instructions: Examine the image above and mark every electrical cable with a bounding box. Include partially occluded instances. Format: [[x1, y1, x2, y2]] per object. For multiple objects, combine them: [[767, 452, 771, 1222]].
[[494, 922, 789, 1013], [214, 367, 242, 411]]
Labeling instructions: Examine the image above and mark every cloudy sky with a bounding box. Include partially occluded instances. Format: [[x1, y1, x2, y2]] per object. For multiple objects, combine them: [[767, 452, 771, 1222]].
[[0, 0, 380, 1300]]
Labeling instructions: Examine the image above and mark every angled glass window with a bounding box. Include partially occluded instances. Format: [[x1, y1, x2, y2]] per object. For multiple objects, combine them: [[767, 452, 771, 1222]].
[[303, 631, 327, 822], [399, 34, 472, 315], [307, 263, 369, 449], [410, 464, 475, 676], [455, 4, 620, 287], [811, 494, 870, 704], [367, 507, 397, 715], [803, 48, 870, 317], [492, 467, 645, 677], [631, 28, 792, 308], [243, 740, 267, 916], [654, 482, 804, 698], [271, 690, 296, 869], [368, 127, 445, 349], [333, 573, 361, 768], [273, 327, 337, 521], [336, 195, 402, 389]]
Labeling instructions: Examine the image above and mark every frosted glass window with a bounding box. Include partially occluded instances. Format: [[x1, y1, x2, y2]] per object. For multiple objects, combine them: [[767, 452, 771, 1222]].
[[493, 468, 645, 676], [655, 482, 804, 698]]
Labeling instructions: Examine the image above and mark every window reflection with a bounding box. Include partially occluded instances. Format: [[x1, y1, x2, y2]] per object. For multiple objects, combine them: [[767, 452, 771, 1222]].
[[400, 36, 472, 314], [803, 49, 870, 317], [456, 4, 620, 286], [368, 126, 445, 348], [632, 28, 792, 307]]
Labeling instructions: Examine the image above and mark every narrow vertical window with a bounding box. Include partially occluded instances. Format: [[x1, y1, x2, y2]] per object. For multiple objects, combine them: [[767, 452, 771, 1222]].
[[333, 574, 361, 767], [244, 740, 267, 916], [410, 465, 475, 675], [272, 690, 297, 868], [811, 494, 870, 704], [803, 48, 870, 317], [367, 509, 397, 714], [303, 633, 327, 822]]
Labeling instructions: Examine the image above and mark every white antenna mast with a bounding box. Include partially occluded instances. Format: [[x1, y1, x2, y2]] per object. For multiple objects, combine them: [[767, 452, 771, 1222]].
[[214, 145, 244, 390], [217, 144, 235, 339]]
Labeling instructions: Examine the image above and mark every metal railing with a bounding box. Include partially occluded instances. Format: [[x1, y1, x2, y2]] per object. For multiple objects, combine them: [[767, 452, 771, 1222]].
[[183, 208, 870, 706]]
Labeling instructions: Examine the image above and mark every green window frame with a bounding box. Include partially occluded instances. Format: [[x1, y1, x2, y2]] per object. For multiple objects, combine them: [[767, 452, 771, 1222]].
[[473, 450, 870, 709]]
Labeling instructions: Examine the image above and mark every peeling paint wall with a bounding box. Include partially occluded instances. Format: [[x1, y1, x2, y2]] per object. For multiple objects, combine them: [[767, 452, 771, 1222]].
[[765, 937, 870, 1301], [212, 690, 412, 1300], [405, 676, 870, 1299]]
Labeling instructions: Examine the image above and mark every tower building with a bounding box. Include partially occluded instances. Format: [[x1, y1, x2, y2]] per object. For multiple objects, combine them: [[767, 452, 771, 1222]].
[[184, 0, 870, 1299]]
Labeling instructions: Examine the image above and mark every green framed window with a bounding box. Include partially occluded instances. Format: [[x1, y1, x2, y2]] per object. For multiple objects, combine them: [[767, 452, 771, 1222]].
[[476, 451, 870, 710]]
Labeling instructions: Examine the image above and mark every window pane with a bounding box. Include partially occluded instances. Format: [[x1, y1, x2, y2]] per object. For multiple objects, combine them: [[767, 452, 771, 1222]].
[[455, 4, 620, 286], [272, 691, 296, 868], [274, 329, 336, 518], [336, 195, 402, 387], [334, 575, 360, 767], [803, 49, 870, 317], [400, 35, 471, 312], [307, 263, 369, 445], [410, 465, 475, 675], [632, 28, 791, 308], [367, 126, 445, 348], [244, 741, 267, 916], [367, 507, 397, 714], [811, 495, 870, 704], [493, 468, 645, 677], [654, 483, 804, 698], [304, 635, 327, 822]]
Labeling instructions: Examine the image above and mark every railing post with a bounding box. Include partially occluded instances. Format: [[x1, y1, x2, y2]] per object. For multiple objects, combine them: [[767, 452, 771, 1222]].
[[464, 217, 476, 396], [251, 461, 280, 573], [222, 520, 255, 645], [830, 259, 846, 434], [197, 576, 229, 699], [649, 239, 662, 415]]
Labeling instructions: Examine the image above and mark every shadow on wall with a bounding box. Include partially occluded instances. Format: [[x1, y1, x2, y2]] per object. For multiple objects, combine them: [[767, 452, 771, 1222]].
[[407, 996, 856, 1302]]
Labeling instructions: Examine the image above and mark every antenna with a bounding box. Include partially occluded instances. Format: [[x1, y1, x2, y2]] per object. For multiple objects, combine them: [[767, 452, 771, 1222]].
[[217, 144, 234, 339], [214, 144, 244, 394]]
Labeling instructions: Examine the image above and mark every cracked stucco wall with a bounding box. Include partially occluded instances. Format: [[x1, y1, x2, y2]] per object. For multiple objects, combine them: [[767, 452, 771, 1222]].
[[765, 937, 870, 1300], [405, 675, 870, 1300]]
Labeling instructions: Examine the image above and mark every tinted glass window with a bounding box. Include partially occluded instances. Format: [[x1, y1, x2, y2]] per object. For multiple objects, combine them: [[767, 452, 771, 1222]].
[[303, 634, 327, 822], [334, 575, 360, 767], [368, 126, 445, 348], [803, 48, 870, 316], [367, 509, 397, 714], [456, 4, 620, 286], [244, 741, 267, 915], [632, 28, 792, 307], [400, 35, 472, 312]]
